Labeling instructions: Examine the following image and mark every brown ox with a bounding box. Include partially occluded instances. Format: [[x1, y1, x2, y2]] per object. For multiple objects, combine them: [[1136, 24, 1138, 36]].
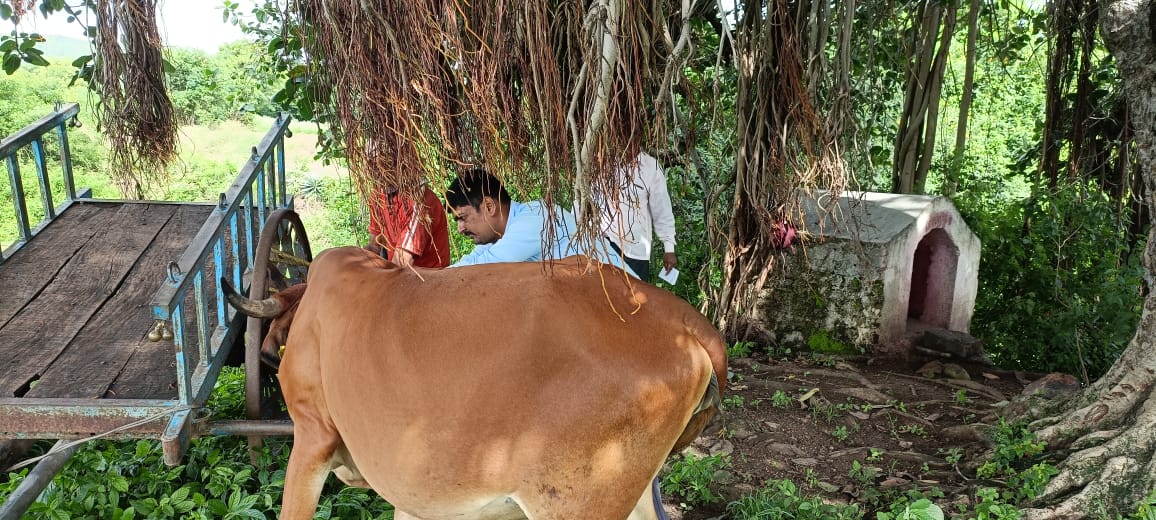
[[224, 246, 727, 519]]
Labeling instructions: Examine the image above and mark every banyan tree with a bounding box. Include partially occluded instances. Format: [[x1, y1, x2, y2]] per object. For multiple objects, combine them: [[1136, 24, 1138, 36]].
[[4, 0, 1156, 516]]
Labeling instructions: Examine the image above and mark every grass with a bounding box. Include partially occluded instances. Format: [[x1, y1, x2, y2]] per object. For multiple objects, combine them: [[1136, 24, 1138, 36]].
[[175, 118, 340, 181]]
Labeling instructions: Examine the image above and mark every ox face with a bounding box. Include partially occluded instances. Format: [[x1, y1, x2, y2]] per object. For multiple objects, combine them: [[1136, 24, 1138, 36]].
[[451, 198, 503, 244], [220, 278, 306, 370]]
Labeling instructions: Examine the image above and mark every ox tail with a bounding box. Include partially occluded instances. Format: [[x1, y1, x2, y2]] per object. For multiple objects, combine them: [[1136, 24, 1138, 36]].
[[693, 372, 721, 416], [220, 277, 283, 318]]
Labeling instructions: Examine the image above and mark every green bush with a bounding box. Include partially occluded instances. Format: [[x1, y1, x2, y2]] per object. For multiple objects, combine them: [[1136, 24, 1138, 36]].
[[965, 181, 1144, 379], [0, 368, 395, 519], [727, 479, 862, 520], [876, 497, 944, 520], [660, 453, 730, 508]]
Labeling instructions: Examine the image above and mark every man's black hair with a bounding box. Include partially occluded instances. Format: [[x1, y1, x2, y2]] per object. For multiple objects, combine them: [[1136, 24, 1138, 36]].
[[445, 168, 511, 209]]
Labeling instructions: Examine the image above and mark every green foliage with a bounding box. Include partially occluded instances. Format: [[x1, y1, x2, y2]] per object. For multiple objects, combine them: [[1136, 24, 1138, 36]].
[[294, 174, 366, 251], [984, 419, 1048, 474], [166, 44, 281, 127], [727, 341, 753, 358], [660, 453, 730, 508], [1127, 490, 1156, 520], [722, 395, 745, 409], [0, 368, 396, 519], [949, 419, 1058, 516], [970, 487, 1022, 520], [727, 479, 862, 520], [222, 1, 322, 130], [876, 498, 944, 520], [0, 30, 49, 75], [966, 182, 1144, 379], [771, 390, 793, 409], [939, 447, 963, 466]]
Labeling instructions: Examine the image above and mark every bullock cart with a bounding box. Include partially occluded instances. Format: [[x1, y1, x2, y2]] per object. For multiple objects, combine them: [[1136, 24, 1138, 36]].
[[0, 103, 310, 517]]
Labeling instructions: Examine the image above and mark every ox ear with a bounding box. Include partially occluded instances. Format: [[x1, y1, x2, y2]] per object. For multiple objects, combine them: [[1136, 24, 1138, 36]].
[[220, 277, 284, 318]]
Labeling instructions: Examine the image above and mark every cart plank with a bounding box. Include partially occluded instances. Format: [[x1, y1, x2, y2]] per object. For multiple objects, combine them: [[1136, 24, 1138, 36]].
[[0, 203, 176, 396], [27, 205, 213, 399]]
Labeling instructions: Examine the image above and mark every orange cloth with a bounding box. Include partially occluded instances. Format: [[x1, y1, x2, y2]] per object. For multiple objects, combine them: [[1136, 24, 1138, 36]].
[[368, 187, 451, 268]]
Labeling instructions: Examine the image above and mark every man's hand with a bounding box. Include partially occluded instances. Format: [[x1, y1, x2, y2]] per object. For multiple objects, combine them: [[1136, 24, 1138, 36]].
[[393, 248, 415, 269], [663, 252, 677, 273]]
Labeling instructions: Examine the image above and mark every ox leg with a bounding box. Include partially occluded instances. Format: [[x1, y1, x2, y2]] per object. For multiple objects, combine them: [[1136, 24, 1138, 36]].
[[625, 476, 663, 520], [279, 434, 339, 520]]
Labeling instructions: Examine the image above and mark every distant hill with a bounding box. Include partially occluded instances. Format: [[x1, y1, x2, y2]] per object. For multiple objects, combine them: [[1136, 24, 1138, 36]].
[[37, 34, 92, 62]]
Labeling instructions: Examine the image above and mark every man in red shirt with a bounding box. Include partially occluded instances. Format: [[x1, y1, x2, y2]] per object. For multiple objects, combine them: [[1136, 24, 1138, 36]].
[[367, 185, 451, 268]]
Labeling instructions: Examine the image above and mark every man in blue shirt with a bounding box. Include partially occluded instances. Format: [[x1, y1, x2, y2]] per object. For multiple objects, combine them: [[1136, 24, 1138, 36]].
[[446, 168, 635, 277]]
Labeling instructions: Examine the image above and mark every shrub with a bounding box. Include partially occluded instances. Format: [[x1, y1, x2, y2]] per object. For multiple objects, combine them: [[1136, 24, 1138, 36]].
[[965, 181, 1144, 380], [727, 479, 862, 520], [0, 368, 395, 519], [660, 453, 730, 508]]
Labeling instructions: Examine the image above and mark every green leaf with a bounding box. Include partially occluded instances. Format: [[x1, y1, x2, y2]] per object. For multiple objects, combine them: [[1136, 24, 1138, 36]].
[[3, 54, 20, 74], [170, 485, 190, 502], [0, 4, 11, 19], [23, 52, 49, 66], [71, 54, 92, 67], [111, 475, 130, 493], [0, 39, 15, 52]]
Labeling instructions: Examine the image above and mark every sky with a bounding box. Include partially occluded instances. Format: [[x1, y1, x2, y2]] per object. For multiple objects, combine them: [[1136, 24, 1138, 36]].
[[15, 2, 247, 53]]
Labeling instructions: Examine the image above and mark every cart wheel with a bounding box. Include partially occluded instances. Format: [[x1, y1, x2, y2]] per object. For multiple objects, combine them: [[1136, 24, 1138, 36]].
[[245, 208, 311, 462]]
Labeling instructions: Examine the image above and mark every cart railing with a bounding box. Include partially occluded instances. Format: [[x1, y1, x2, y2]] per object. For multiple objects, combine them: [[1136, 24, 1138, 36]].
[[146, 113, 293, 462], [0, 102, 87, 264]]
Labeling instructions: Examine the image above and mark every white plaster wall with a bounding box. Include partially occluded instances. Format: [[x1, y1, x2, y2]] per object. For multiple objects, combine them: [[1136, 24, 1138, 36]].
[[758, 191, 981, 355], [934, 200, 982, 332], [879, 225, 915, 349], [879, 197, 982, 351]]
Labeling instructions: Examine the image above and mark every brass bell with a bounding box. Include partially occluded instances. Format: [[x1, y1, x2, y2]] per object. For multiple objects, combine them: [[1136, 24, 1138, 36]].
[[147, 321, 165, 342]]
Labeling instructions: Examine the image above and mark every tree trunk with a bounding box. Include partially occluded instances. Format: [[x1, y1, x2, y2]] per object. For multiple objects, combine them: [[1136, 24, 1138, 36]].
[[912, 4, 956, 194], [1021, 1, 1156, 517], [715, 0, 836, 341], [1042, 0, 1076, 189], [891, 1, 957, 194], [945, 0, 980, 197]]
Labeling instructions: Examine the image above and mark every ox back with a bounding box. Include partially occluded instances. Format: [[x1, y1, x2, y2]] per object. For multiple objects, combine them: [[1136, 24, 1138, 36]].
[[261, 247, 727, 520]]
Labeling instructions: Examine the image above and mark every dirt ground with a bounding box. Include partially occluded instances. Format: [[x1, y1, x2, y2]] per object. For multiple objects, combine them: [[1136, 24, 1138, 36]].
[[664, 351, 1036, 518]]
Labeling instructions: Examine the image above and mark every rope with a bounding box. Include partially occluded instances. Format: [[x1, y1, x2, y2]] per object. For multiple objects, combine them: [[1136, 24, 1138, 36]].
[[4, 405, 198, 473], [269, 249, 311, 268]]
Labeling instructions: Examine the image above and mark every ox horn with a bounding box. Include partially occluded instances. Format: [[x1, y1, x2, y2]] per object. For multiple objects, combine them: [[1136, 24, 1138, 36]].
[[220, 277, 283, 318]]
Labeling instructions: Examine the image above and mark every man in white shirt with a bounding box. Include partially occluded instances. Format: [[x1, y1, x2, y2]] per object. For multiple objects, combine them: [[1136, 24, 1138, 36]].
[[600, 151, 677, 282]]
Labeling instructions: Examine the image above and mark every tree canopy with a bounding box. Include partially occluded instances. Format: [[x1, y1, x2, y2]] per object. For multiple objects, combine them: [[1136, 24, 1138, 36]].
[[4, 0, 1156, 516]]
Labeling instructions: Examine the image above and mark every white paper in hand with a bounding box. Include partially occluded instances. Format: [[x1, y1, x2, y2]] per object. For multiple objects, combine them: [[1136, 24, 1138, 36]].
[[658, 267, 680, 285]]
